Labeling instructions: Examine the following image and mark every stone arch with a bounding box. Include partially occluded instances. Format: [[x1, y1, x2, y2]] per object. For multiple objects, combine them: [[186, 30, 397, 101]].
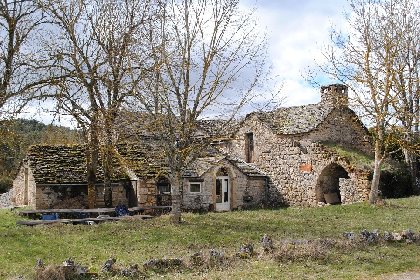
[[316, 163, 349, 204]]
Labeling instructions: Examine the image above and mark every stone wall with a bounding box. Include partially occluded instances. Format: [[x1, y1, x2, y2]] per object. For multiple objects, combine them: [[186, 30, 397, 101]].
[[303, 109, 372, 155], [12, 164, 36, 208], [137, 178, 157, 207], [181, 159, 266, 211], [227, 114, 372, 206], [35, 185, 88, 209]]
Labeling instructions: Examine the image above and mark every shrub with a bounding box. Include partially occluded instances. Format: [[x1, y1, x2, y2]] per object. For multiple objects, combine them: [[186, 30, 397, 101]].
[[0, 177, 13, 194]]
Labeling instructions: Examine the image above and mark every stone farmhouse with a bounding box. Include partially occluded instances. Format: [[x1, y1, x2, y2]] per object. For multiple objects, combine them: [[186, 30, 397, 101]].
[[12, 84, 373, 210]]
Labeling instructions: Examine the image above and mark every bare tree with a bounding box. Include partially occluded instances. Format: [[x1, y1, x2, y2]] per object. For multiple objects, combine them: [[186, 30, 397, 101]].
[[0, 0, 46, 115], [132, 0, 268, 222], [391, 1, 420, 193], [39, 0, 152, 208], [316, 0, 420, 203]]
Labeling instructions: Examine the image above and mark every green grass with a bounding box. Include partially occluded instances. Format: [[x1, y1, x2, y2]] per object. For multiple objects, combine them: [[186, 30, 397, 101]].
[[1, 197, 420, 279], [323, 142, 374, 169]]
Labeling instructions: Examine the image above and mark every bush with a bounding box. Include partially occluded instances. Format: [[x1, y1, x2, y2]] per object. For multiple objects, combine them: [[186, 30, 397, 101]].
[[380, 161, 413, 198], [0, 177, 13, 194]]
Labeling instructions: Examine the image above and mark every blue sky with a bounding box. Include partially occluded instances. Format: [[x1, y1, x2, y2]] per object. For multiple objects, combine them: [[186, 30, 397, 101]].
[[241, 0, 349, 106]]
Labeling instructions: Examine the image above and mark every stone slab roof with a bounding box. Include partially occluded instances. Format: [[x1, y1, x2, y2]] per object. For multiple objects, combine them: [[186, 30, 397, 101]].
[[250, 104, 333, 135], [226, 157, 267, 178], [116, 142, 168, 179], [27, 145, 129, 184], [196, 119, 239, 139], [26, 142, 266, 185]]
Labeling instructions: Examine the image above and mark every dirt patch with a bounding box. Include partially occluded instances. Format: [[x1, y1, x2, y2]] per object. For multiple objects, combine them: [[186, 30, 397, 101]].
[[381, 272, 420, 280]]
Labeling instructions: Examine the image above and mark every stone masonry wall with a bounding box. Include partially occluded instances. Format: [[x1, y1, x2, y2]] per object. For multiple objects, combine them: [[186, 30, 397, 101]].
[[227, 115, 371, 206], [181, 159, 266, 211], [12, 164, 36, 207], [303, 109, 372, 155], [137, 178, 157, 207]]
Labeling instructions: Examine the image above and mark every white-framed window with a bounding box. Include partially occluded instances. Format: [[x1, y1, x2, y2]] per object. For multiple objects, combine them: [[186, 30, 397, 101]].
[[189, 182, 202, 193]]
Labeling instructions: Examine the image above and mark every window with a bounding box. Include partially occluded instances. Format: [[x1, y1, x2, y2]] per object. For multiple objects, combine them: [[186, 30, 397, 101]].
[[157, 177, 171, 194], [245, 132, 254, 163], [189, 182, 201, 193]]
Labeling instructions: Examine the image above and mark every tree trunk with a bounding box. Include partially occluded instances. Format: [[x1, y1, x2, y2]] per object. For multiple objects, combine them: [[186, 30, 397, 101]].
[[169, 171, 182, 224], [369, 140, 383, 204], [103, 120, 113, 207], [86, 121, 99, 209]]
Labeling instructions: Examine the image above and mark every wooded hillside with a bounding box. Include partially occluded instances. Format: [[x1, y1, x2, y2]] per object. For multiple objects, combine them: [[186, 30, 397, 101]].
[[0, 119, 81, 192]]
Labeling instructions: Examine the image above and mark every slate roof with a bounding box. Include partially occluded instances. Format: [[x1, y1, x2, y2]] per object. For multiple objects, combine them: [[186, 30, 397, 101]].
[[116, 141, 168, 178], [249, 103, 334, 135], [249, 103, 366, 135], [196, 119, 239, 139], [27, 145, 129, 184], [26, 141, 266, 185], [184, 155, 266, 178]]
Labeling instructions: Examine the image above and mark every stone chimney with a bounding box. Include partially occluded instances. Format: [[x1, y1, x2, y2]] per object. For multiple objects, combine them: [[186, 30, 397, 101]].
[[320, 84, 348, 107]]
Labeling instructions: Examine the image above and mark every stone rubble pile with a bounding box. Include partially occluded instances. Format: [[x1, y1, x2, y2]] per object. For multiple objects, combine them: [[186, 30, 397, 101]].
[[0, 189, 13, 208], [26, 231, 420, 279], [343, 229, 419, 243]]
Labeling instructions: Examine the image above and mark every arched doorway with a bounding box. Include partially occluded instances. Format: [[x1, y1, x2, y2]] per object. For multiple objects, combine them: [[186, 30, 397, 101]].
[[316, 163, 349, 204], [215, 167, 230, 211]]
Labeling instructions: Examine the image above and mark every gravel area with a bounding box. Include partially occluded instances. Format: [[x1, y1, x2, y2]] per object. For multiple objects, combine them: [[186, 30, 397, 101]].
[[382, 272, 420, 280], [0, 189, 13, 208]]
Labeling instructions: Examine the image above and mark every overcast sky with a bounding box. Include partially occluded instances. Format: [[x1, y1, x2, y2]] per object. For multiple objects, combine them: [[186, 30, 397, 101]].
[[241, 0, 349, 106], [20, 0, 350, 127]]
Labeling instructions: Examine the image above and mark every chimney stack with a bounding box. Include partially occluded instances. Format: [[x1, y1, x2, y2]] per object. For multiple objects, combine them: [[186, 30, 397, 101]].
[[320, 84, 348, 107]]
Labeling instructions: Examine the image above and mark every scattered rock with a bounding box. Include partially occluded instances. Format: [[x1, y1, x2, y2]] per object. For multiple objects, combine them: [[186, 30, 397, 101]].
[[120, 264, 140, 277], [392, 232, 403, 241], [143, 258, 184, 272], [360, 229, 379, 243], [189, 251, 205, 267], [101, 258, 116, 272], [261, 234, 274, 252], [383, 231, 394, 242], [401, 229, 416, 243], [237, 243, 254, 258], [36, 259, 44, 268], [62, 258, 74, 266], [208, 249, 225, 266], [35, 258, 88, 280], [343, 232, 355, 240]]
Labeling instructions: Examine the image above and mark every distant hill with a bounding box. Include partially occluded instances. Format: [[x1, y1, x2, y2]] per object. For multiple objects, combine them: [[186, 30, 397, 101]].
[[0, 119, 82, 193]]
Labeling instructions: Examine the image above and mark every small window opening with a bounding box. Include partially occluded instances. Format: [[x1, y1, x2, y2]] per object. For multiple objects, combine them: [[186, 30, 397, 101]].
[[245, 132, 254, 163], [189, 182, 201, 193], [157, 177, 171, 194]]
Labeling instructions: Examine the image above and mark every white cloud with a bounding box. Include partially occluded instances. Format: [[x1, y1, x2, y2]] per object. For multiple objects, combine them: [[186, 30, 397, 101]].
[[241, 0, 349, 107]]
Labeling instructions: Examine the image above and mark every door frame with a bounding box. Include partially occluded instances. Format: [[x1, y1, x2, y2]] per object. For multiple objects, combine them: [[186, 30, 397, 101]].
[[215, 176, 230, 211]]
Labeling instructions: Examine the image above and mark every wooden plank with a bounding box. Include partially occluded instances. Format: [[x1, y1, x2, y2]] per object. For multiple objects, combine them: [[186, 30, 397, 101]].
[[19, 206, 170, 215], [19, 208, 116, 215], [16, 215, 153, 226]]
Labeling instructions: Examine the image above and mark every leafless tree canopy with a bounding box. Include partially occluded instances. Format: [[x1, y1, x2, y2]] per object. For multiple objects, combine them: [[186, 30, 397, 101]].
[[129, 0, 268, 222], [316, 0, 420, 203], [37, 0, 154, 207], [0, 0, 46, 115]]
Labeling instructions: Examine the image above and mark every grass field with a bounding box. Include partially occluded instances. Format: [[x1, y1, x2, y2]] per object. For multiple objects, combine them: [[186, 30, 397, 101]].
[[1, 197, 420, 279]]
